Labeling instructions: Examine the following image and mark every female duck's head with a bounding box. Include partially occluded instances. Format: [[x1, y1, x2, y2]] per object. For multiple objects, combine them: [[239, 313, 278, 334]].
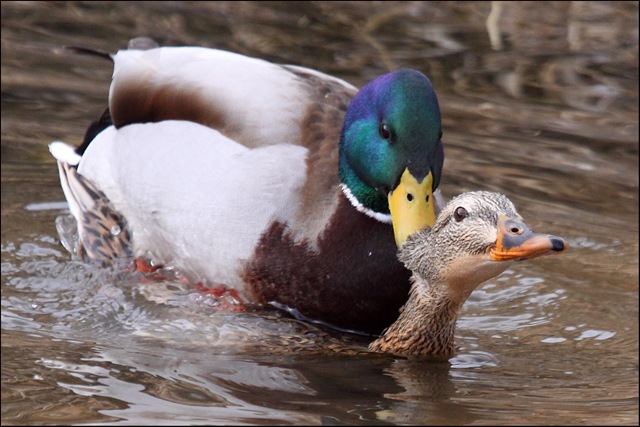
[[338, 69, 444, 247]]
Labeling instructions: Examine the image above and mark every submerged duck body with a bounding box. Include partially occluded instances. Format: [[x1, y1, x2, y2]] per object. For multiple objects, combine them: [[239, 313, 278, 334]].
[[51, 43, 445, 335]]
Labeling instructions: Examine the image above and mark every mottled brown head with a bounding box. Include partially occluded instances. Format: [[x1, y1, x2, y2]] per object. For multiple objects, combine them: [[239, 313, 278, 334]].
[[399, 191, 567, 304], [369, 191, 567, 358]]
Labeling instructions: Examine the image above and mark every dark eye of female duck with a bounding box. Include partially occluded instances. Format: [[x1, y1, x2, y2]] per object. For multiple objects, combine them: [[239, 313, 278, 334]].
[[378, 122, 392, 141], [453, 206, 468, 222]]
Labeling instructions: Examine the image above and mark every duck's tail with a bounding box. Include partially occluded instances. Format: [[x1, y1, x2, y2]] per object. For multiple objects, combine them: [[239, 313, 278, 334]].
[[63, 45, 113, 62], [63, 37, 161, 156], [64, 36, 160, 62], [49, 142, 133, 267]]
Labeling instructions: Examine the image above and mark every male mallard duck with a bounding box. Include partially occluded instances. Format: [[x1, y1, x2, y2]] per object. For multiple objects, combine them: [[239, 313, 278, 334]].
[[50, 42, 446, 335], [368, 191, 567, 359]]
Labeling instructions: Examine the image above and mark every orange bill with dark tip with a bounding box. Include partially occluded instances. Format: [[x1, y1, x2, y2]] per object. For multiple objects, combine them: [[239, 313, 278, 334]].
[[489, 214, 568, 261]]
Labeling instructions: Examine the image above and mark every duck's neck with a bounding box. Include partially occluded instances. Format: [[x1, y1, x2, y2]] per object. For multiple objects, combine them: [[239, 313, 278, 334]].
[[338, 155, 390, 216], [368, 276, 461, 359]]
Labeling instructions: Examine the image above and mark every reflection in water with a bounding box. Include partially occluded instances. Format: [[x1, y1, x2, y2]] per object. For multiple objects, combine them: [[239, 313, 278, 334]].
[[2, 1, 638, 425]]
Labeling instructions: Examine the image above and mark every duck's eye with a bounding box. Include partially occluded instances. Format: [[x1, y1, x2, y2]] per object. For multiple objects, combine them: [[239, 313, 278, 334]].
[[379, 123, 391, 140], [453, 206, 467, 222]]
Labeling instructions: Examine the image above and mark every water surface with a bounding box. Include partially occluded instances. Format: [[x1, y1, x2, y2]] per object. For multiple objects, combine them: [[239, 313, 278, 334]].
[[2, 1, 638, 425]]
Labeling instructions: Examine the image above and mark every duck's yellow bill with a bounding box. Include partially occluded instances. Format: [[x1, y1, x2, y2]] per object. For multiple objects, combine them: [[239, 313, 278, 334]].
[[388, 168, 436, 248]]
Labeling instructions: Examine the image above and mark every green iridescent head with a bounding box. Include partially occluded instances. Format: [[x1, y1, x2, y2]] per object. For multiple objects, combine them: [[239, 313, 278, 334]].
[[339, 69, 444, 245]]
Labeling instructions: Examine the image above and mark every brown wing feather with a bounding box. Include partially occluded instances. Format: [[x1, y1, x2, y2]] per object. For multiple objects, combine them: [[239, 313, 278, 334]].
[[58, 163, 133, 267]]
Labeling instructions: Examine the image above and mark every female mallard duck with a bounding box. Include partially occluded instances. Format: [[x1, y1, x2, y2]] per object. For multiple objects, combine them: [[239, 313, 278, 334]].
[[368, 190, 567, 359], [50, 41, 446, 335]]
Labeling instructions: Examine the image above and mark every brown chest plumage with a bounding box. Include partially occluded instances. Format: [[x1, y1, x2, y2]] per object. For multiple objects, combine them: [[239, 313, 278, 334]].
[[243, 194, 411, 336]]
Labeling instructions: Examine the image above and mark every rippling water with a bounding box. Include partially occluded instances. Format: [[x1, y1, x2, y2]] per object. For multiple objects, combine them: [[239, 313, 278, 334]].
[[2, 1, 638, 425]]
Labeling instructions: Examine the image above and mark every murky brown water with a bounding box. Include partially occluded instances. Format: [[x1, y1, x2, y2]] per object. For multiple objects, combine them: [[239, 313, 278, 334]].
[[2, 1, 638, 425]]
